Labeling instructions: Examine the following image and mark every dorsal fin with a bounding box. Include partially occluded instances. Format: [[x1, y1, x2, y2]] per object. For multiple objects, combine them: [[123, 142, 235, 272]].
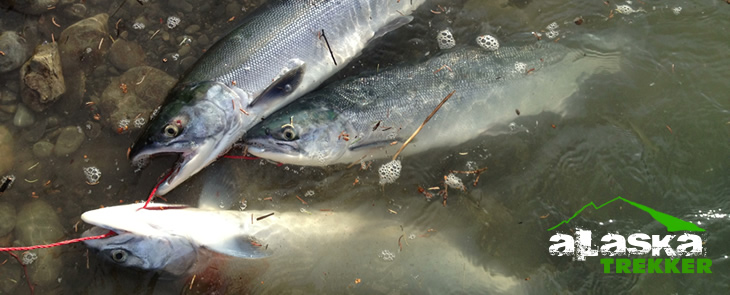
[[249, 60, 306, 107]]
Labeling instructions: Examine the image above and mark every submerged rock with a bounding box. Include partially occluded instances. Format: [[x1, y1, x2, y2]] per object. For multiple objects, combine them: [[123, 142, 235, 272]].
[[20, 42, 66, 112], [4, 0, 59, 15], [0, 126, 13, 175], [0, 202, 15, 237], [14, 200, 64, 288], [0, 31, 30, 74], [59, 13, 109, 74], [97, 66, 176, 133], [32, 140, 54, 158], [108, 39, 146, 71], [54, 126, 85, 156], [12, 103, 35, 127]]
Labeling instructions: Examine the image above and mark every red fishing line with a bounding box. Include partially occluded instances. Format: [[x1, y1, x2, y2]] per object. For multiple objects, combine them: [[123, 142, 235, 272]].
[[141, 169, 174, 209], [0, 230, 116, 252]]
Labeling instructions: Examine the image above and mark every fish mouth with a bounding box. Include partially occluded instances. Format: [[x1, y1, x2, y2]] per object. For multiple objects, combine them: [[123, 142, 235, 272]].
[[130, 139, 226, 196]]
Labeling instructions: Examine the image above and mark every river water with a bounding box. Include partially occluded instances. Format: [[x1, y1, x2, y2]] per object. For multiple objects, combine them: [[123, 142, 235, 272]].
[[0, 0, 728, 294]]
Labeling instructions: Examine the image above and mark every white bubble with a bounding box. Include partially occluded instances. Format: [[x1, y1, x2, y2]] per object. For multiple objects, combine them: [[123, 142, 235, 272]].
[[167, 16, 181, 29], [304, 190, 315, 197], [133, 117, 146, 128], [445, 173, 465, 191], [546, 22, 559, 31], [379, 249, 396, 261], [22, 252, 38, 265], [378, 160, 401, 185], [132, 22, 145, 30], [546, 30, 559, 39], [672, 7, 682, 15], [83, 166, 102, 184], [436, 29, 456, 50], [476, 35, 499, 51], [514, 62, 527, 73]]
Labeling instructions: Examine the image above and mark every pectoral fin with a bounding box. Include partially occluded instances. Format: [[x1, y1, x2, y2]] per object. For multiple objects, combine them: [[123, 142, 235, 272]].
[[206, 235, 272, 259], [249, 60, 306, 107]]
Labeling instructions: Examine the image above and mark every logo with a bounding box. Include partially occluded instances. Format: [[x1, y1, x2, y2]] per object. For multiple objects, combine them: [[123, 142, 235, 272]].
[[548, 196, 711, 274]]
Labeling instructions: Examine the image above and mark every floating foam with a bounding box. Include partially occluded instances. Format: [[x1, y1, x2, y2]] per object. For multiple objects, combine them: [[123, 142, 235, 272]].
[[437, 29, 456, 50], [476, 35, 499, 51], [378, 160, 401, 185]]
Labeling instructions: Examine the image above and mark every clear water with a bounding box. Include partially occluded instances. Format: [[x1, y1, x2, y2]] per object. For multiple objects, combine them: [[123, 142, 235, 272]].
[[0, 0, 728, 294]]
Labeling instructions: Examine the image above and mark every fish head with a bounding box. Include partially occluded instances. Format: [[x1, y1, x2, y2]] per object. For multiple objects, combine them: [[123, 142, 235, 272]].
[[245, 99, 347, 166], [129, 81, 247, 195], [82, 226, 198, 276]]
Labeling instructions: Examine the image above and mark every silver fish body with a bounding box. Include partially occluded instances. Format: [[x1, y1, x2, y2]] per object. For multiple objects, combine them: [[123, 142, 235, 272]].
[[129, 0, 425, 195], [244, 39, 624, 166]]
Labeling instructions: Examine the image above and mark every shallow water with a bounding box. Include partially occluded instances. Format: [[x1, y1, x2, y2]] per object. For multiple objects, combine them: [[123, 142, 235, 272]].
[[0, 0, 729, 294]]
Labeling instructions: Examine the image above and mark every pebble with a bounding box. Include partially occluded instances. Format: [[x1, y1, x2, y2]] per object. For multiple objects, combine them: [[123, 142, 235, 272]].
[[59, 13, 110, 73], [0, 89, 18, 104], [0, 32, 31, 74], [178, 45, 191, 57], [22, 118, 47, 142], [197, 34, 210, 47], [7, 0, 58, 15], [170, 0, 194, 13], [54, 126, 86, 156], [184, 24, 201, 34], [108, 39, 146, 71], [32, 140, 54, 158], [13, 103, 35, 128], [63, 3, 88, 19], [0, 202, 16, 237], [0, 126, 12, 175]]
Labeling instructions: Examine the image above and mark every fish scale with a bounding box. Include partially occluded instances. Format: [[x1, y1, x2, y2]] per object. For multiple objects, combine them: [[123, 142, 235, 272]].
[[245, 40, 625, 166]]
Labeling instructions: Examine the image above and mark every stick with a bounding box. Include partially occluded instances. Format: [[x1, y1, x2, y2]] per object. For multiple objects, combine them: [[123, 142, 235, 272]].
[[321, 29, 337, 66], [392, 90, 455, 161]]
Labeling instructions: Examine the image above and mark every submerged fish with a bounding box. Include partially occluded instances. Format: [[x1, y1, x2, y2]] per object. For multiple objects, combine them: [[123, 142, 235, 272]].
[[243, 38, 625, 166], [81, 202, 527, 293], [128, 0, 425, 195]]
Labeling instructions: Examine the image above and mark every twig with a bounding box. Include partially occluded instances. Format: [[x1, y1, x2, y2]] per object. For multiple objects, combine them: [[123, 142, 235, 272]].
[[392, 90, 455, 161], [320, 29, 337, 66], [256, 212, 274, 221]]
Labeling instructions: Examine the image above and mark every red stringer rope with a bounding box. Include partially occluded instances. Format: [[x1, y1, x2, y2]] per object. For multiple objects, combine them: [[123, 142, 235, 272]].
[[0, 230, 116, 252]]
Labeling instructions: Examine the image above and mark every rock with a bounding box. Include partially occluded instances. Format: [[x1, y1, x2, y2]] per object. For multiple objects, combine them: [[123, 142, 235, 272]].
[[12, 103, 35, 127], [0, 104, 16, 113], [54, 126, 85, 156], [4, 0, 59, 15], [22, 117, 47, 142], [197, 34, 210, 47], [178, 44, 191, 57], [20, 42, 66, 112], [169, 0, 193, 13], [0, 256, 21, 294], [59, 13, 109, 74], [108, 39, 146, 71], [184, 24, 200, 34], [0, 202, 16, 237], [14, 200, 64, 287], [63, 3, 88, 19], [32, 140, 54, 158], [0, 32, 31, 74], [97, 66, 176, 133], [0, 89, 18, 104], [0, 126, 12, 175]]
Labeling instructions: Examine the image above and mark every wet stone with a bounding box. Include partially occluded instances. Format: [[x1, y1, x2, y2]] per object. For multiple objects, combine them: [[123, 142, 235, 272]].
[[184, 24, 201, 34], [170, 0, 194, 13], [108, 39, 146, 71], [6, 0, 59, 15], [13, 103, 35, 128], [22, 118, 47, 142], [0, 202, 16, 237], [14, 200, 64, 287], [0, 126, 12, 175], [54, 126, 85, 156], [59, 13, 109, 74], [63, 3, 88, 19], [83, 120, 102, 139], [0, 89, 18, 104], [20, 42, 67, 112], [0, 32, 31, 74], [97, 66, 177, 133], [32, 140, 54, 158], [197, 34, 210, 47]]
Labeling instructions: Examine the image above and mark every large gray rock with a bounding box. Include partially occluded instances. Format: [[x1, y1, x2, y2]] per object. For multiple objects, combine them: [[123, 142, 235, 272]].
[[97, 66, 176, 133], [0, 126, 12, 175], [14, 200, 64, 288], [12, 103, 34, 127], [58, 13, 109, 74], [20, 42, 66, 112], [0, 31, 30, 73], [107, 39, 146, 71], [2, 0, 59, 15], [54, 126, 85, 156]]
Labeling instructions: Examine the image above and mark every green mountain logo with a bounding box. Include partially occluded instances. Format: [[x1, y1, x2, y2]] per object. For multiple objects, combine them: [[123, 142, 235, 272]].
[[548, 196, 705, 232]]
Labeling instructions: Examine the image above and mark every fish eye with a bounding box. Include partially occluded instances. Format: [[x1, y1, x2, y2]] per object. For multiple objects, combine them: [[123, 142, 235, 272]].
[[281, 126, 297, 141], [163, 124, 180, 137], [111, 249, 128, 263]]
